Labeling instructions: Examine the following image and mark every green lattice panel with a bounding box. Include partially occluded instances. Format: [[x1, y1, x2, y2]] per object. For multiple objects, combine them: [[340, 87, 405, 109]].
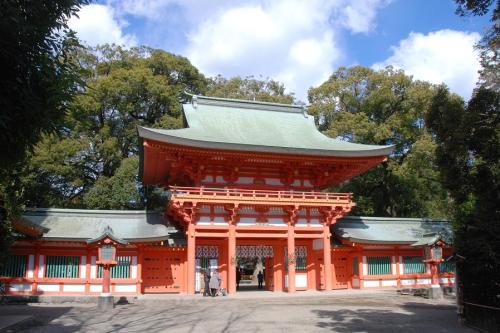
[[0, 255, 27, 277]]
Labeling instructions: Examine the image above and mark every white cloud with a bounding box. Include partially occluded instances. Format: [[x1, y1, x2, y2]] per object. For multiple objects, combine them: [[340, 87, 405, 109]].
[[68, 4, 137, 47], [184, 0, 388, 101], [97, 0, 388, 101], [373, 29, 481, 99], [341, 0, 391, 33]]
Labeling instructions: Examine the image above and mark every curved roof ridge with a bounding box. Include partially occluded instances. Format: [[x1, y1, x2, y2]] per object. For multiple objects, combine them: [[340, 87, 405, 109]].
[[340, 216, 448, 223], [23, 208, 162, 216], [193, 94, 304, 114]]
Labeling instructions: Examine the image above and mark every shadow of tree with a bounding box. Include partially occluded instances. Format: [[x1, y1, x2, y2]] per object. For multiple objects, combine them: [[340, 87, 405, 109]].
[[312, 302, 468, 333]]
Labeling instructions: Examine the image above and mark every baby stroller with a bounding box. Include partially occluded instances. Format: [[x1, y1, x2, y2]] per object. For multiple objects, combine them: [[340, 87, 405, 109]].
[[215, 287, 227, 296]]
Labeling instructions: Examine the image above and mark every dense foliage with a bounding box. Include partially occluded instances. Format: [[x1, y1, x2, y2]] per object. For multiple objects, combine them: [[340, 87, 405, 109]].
[[207, 75, 295, 104], [308, 66, 450, 218], [16, 45, 207, 209], [427, 86, 499, 307], [0, 0, 88, 169]]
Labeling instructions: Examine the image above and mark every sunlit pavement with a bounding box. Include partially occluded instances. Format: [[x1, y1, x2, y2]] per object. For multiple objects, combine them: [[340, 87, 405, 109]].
[[0, 290, 474, 333]]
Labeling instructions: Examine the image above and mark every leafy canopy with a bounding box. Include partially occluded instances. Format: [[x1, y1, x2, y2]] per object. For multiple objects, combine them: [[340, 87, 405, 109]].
[[17, 45, 207, 209], [309, 66, 450, 218]]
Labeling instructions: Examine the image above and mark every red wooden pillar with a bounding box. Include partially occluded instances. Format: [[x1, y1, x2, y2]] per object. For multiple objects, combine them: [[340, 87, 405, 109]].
[[287, 225, 296, 293], [430, 262, 440, 285], [85, 248, 91, 294], [136, 246, 143, 294], [227, 225, 236, 294], [102, 265, 111, 294], [274, 242, 284, 291], [323, 225, 333, 291], [32, 244, 40, 294], [187, 223, 196, 294]]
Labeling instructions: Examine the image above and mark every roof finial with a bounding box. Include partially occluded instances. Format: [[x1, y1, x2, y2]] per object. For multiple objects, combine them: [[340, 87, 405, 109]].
[[192, 95, 198, 109]]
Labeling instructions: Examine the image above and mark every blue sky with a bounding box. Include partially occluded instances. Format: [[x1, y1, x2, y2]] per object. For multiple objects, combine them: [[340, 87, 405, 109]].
[[68, 0, 490, 102]]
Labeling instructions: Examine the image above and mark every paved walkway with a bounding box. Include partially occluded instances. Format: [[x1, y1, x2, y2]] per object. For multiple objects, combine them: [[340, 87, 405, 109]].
[[0, 291, 473, 333]]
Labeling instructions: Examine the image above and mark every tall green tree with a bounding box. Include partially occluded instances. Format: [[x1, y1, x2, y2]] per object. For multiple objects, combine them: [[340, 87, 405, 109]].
[[0, 0, 88, 271], [16, 45, 207, 210], [455, 0, 499, 90], [426, 86, 499, 309], [309, 66, 450, 218], [207, 75, 295, 104], [0, 0, 88, 170]]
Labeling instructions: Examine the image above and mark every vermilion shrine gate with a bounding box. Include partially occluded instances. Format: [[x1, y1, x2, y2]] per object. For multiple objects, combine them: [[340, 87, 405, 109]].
[[2, 95, 454, 296]]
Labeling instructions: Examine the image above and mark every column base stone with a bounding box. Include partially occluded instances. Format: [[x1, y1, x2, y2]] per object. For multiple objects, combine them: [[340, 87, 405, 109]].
[[428, 285, 443, 299], [97, 295, 114, 310]]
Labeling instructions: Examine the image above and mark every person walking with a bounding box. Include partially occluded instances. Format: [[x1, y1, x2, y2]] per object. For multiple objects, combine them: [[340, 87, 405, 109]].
[[203, 269, 211, 296], [209, 270, 221, 297], [257, 270, 264, 289], [236, 268, 241, 290]]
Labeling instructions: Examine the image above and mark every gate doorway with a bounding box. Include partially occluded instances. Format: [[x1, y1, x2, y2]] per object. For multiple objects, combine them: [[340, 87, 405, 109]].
[[235, 245, 274, 292]]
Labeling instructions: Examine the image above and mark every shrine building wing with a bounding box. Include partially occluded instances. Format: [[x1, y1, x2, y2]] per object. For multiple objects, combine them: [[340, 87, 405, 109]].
[[19, 208, 181, 244], [332, 216, 452, 245]]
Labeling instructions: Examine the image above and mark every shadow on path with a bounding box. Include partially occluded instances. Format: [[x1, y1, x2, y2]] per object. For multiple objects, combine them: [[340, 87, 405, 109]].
[[313, 302, 471, 333]]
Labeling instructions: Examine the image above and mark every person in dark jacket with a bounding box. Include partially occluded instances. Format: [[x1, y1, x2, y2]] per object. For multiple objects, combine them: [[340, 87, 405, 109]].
[[203, 269, 211, 296], [236, 268, 241, 290], [257, 271, 264, 289]]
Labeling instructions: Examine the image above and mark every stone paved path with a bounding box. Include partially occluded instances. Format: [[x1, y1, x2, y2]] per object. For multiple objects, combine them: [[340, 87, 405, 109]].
[[0, 291, 474, 333]]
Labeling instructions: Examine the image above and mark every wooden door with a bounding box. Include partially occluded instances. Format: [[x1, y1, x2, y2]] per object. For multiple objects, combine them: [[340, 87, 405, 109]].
[[143, 252, 184, 293], [332, 256, 349, 289]]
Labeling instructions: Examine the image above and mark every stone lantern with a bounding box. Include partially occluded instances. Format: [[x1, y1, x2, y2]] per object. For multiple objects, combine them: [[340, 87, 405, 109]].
[[87, 226, 128, 310], [412, 232, 449, 299]]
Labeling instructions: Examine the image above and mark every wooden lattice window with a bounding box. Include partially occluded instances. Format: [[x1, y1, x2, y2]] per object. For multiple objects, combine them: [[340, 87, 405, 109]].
[[403, 256, 425, 274], [367, 256, 391, 275], [45, 256, 79, 278], [98, 256, 131, 279], [0, 255, 27, 277]]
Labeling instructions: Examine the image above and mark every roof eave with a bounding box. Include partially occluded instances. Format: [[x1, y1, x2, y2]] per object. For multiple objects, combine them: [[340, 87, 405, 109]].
[[138, 126, 394, 158]]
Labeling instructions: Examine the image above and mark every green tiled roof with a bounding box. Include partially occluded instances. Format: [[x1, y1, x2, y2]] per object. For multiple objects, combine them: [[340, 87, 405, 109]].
[[138, 95, 394, 157], [333, 216, 452, 245], [21, 208, 181, 244]]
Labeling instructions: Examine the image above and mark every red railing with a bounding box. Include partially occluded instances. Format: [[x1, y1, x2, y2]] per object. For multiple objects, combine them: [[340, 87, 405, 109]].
[[169, 186, 353, 203]]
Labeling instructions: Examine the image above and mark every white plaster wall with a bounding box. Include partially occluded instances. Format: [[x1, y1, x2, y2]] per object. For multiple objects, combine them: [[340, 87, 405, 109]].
[[38, 255, 45, 278], [417, 278, 431, 285], [312, 239, 323, 250], [296, 274, 307, 288], [381, 280, 398, 287], [391, 256, 397, 275], [38, 284, 59, 292], [80, 256, 86, 278], [440, 277, 449, 284], [115, 284, 137, 293], [400, 279, 416, 286], [90, 285, 102, 293], [363, 280, 380, 288], [131, 256, 138, 279], [27, 255, 34, 278], [268, 218, 285, 226], [399, 256, 404, 275], [63, 284, 85, 292], [265, 178, 282, 186], [362, 256, 368, 276], [235, 177, 253, 184], [90, 256, 97, 278]]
